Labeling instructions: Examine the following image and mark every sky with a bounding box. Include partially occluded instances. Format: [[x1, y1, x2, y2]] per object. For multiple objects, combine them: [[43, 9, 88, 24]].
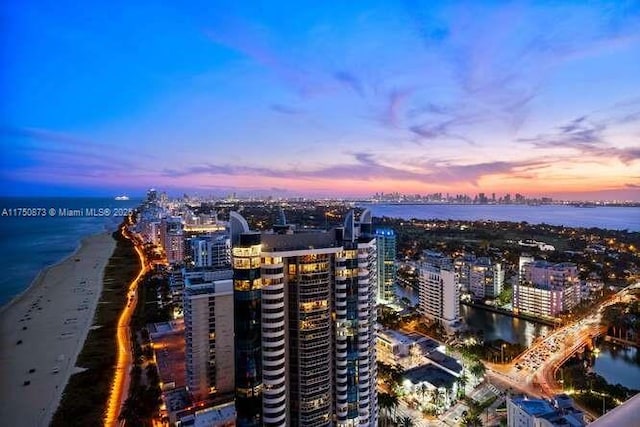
[[2, 0, 640, 200]]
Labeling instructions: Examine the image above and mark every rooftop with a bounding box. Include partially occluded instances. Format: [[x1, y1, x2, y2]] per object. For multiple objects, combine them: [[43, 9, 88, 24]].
[[424, 350, 463, 375], [378, 329, 414, 346], [149, 320, 186, 391], [404, 364, 457, 389]]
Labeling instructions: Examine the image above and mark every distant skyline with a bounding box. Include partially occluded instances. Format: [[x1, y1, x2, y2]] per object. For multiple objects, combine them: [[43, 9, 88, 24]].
[[2, 1, 640, 200]]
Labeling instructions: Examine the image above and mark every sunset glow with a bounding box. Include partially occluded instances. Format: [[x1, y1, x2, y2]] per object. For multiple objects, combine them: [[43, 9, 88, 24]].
[[2, 1, 639, 200]]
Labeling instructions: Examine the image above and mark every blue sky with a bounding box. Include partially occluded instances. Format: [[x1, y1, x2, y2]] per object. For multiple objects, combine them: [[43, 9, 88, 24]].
[[2, 0, 640, 199]]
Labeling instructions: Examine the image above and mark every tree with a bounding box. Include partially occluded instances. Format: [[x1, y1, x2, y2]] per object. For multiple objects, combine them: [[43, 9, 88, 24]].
[[434, 388, 447, 412], [119, 396, 142, 425], [418, 383, 430, 406], [457, 372, 469, 398], [470, 362, 486, 380], [378, 392, 398, 426], [462, 413, 483, 426], [399, 416, 415, 427]]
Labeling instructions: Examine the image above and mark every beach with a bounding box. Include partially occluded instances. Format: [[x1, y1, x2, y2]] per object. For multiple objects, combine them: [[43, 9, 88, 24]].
[[0, 232, 116, 426]]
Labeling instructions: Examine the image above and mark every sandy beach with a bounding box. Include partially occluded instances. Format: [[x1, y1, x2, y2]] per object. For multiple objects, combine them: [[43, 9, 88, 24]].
[[0, 232, 116, 426]]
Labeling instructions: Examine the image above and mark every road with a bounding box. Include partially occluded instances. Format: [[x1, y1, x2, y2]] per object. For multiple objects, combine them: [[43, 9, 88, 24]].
[[481, 284, 638, 422], [104, 222, 148, 427]]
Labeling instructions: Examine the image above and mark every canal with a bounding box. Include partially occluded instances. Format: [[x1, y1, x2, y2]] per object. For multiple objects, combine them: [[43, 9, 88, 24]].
[[395, 285, 640, 389], [591, 339, 640, 390], [395, 285, 550, 347]]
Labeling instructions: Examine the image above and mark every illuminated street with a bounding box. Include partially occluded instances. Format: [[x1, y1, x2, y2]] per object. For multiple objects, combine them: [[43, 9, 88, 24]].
[[104, 221, 148, 427]]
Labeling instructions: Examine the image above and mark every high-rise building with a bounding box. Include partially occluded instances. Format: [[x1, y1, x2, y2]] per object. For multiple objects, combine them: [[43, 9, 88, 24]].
[[513, 260, 581, 317], [469, 257, 504, 300], [454, 253, 476, 292], [161, 216, 185, 265], [230, 210, 378, 427], [375, 228, 397, 303], [190, 233, 231, 269], [230, 213, 263, 427], [418, 251, 460, 330], [183, 270, 235, 403]]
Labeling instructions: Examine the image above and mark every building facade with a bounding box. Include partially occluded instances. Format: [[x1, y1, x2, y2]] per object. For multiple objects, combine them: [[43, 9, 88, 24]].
[[469, 257, 504, 300], [374, 228, 397, 303], [513, 259, 581, 318], [507, 394, 584, 427], [230, 210, 378, 427], [190, 233, 231, 269], [418, 251, 460, 329], [230, 213, 263, 427], [183, 271, 235, 403], [161, 216, 185, 265]]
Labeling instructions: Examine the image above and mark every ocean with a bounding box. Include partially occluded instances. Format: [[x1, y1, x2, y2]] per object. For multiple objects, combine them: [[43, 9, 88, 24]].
[[1, 198, 638, 307], [0, 197, 140, 307]]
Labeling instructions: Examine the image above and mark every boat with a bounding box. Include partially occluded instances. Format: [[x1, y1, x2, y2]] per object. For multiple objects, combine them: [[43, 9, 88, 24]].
[[114, 195, 130, 201]]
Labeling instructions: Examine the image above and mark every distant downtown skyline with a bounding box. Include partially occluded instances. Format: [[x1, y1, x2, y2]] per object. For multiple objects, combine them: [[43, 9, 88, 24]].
[[2, 1, 640, 200]]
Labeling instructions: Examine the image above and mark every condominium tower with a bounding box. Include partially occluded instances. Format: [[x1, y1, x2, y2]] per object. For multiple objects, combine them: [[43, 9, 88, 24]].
[[230, 210, 378, 427], [513, 258, 581, 317], [183, 270, 235, 402], [418, 251, 460, 329], [374, 227, 397, 303]]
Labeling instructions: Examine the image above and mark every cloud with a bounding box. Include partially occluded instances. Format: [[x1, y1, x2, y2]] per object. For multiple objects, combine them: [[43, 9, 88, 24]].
[[333, 71, 365, 97], [1, 126, 101, 148], [162, 151, 544, 187], [270, 104, 303, 115], [1, 126, 153, 179], [519, 114, 640, 164]]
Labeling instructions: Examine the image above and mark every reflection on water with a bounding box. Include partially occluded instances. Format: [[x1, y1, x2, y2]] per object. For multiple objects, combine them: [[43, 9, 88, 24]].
[[592, 340, 640, 390], [395, 285, 549, 347], [460, 305, 549, 347]]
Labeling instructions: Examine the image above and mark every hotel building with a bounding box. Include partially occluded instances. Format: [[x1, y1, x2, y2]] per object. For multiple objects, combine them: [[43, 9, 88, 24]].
[[230, 210, 378, 427], [513, 259, 581, 318], [418, 251, 460, 329]]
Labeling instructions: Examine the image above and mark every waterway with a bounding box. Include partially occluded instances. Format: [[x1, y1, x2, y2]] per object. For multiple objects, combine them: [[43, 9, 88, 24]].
[[395, 285, 550, 347], [591, 339, 640, 390], [361, 203, 640, 231]]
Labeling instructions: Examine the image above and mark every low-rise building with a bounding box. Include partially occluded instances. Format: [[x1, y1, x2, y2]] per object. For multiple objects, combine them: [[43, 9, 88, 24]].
[[507, 394, 584, 427], [377, 329, 416, 364]]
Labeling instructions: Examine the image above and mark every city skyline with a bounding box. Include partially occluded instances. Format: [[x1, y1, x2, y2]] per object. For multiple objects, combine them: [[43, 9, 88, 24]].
[[2, 1, 640, 200]]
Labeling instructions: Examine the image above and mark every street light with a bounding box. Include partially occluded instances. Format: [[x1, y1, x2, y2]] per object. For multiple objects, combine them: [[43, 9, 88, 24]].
[[501, 343, 507, 364]]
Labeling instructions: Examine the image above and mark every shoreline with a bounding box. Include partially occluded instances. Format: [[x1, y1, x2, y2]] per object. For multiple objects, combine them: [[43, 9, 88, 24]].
[[0, 237, 87, 316], [0, 231, 117, 426], [0, 223, 119, 311]]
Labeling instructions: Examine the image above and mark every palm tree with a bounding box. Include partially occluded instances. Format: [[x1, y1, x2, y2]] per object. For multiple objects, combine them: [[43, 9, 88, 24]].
[[389, 392, 399, 422], [444, 383, 454, 407], [418, 383, 429, 407], [378, 392, 398, 426], [457, 372, 469, 398], [434, 388, 446, 412], [399, 416, 415, 427], [470, 362, 486, 380]]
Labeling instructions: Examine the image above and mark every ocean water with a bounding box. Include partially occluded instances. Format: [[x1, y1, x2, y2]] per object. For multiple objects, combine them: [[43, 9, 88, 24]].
[[0, 197, 140, 307], [361, 204, 640, 232]]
